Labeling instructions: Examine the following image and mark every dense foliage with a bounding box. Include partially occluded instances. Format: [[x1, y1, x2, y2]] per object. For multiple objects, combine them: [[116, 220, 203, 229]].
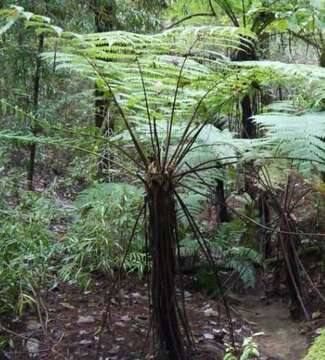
[[0, 1, 325, 359]]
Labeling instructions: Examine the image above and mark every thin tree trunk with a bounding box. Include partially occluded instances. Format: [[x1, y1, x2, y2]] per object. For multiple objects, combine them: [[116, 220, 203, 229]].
[[258, 192, 272, 259], [27, 34, 44, 190], [235, 43, 257, 139], [319, 47, 325, 68], [93, 0, 117, 130], [319, 48, 325, 181], [215, 179, 229, 223], [92, 0, 118, 175], [233, 43, 257, 193], [240, 94, 255, 138]]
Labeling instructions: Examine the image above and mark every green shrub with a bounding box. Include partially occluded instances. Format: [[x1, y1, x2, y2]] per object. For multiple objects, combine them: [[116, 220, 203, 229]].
[[224, 336, 260, 360], [59, 182, 145, 286]]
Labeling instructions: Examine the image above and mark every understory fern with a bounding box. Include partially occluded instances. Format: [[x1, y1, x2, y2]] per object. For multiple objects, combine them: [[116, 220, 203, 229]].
[[182, 220, 262, 290]]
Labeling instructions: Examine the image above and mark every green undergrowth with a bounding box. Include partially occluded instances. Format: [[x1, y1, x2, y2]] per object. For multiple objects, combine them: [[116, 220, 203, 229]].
[[304, 329, 325, 360], [59, 182, 146, 287], [0, 190, 65, 315]]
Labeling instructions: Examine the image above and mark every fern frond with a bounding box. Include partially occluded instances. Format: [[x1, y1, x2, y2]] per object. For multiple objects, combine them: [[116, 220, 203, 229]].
[[75, 182, 143, 210], [0, 5, 63, 36], [254, 110, 325, 175], [233, 60, 325, 80]]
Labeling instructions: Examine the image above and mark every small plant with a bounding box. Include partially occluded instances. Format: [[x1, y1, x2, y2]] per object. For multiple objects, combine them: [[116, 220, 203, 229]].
[[224, 335, 260, 360]]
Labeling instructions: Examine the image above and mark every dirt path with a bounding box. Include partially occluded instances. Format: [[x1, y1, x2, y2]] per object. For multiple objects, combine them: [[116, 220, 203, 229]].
[[238, 295, 308, 360]]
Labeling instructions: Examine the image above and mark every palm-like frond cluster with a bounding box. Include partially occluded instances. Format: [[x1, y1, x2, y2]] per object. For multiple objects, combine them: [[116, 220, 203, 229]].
[[48, 25, 255, 126], [254, 110, 325, 174]]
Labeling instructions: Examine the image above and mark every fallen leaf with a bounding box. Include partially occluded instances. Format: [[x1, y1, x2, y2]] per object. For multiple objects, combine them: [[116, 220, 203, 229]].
[[79, 339, 92, 345], [77, 315, 95, 324], [60, 302, 75, 310]]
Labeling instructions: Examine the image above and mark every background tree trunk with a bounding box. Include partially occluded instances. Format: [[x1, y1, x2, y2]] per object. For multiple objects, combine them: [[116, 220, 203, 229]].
[[319, 47, 325, 68], [27, 33, 44, 190], [93, 0, 117, 130], [257, 192, 272, 259], [215, 179, 229, 223], [235, 42, 257, 139], [92, 0, 118, 174]]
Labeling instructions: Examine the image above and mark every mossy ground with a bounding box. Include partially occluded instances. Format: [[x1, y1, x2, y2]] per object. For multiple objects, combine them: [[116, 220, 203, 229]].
[[304, 330, 325, 360]]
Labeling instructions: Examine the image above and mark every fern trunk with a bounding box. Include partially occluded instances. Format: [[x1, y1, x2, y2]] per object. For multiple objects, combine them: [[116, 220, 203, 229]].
[[147, 171, 186, 360]]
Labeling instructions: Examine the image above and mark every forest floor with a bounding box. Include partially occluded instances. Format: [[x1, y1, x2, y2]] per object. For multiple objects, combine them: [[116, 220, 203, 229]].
[[238, 294, 308, 359], [2, 272, 325, 360], [1, 275, 247, 359]]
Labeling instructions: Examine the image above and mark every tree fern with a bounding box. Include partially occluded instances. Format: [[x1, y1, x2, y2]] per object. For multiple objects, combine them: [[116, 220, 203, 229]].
[[41, 23, 255, 129]]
